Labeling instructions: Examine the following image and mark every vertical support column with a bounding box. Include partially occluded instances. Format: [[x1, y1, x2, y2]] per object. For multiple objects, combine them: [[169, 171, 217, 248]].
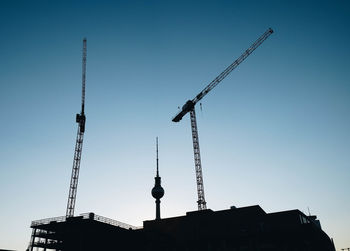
[[29, 228, 37, 251], [66, 128, 85, 217], [44, 235, 48, 251], [189, 109, 207, 210]]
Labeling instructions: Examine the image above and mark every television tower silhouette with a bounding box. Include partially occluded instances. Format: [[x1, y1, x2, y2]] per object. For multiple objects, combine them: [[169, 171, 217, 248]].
[[151, 137, 164, 220]]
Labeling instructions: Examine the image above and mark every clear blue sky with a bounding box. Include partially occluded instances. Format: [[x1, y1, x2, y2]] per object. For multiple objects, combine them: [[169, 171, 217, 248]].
[[1, 0, 349, 250]]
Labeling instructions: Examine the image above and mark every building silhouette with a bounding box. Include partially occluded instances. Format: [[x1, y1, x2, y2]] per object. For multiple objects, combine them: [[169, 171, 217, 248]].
[[27, 205, 335, 251]]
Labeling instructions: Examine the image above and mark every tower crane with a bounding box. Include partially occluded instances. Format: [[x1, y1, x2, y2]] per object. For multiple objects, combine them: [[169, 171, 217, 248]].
[[66, 38, 87, 218], [172, 28, 273, 210]]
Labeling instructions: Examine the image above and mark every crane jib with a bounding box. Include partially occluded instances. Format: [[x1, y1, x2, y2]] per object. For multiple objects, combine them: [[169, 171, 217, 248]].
[[172, 28, 273, 122]]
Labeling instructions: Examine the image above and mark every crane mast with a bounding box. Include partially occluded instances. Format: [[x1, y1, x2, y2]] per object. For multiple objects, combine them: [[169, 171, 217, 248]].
[[190, 109, 206, 210], [172, 28, 273, 210], [66, 38, 87, 218]]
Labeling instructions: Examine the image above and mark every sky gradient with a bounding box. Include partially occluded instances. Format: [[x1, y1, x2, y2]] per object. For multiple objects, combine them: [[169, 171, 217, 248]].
[[1, 0, 349, 250]]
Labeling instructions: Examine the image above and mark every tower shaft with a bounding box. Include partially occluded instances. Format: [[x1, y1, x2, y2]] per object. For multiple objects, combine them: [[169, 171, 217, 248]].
[[155, 198, 161, 220], [190, 109, 206, 210], [66, 128, 84, 217]]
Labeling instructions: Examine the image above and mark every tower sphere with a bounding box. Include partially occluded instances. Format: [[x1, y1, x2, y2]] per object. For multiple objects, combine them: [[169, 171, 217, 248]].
[[152, 182, 164, 199]]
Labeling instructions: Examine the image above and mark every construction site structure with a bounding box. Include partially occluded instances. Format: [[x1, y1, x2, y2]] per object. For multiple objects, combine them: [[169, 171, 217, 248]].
[[66, 38, 87, 218], [27, 213, 139, 251], [172, 28, 273, 210], [27, 206, 335, 251]]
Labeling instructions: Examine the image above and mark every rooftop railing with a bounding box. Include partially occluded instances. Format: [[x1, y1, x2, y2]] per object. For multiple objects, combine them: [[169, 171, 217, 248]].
[[31, 215, 66, 227], [80, 213, 141, 230], [30, 213, 142, 230]]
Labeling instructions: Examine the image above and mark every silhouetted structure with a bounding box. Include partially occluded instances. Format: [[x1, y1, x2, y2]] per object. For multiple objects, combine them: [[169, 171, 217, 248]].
[[151, 137, 164, 220], [171, 28, 273, 210], [27, 205, 335, 251], [66, 38, 87, 218]]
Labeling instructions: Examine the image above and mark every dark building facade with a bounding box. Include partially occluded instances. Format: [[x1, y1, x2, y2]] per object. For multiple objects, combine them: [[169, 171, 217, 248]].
[[27, 205, 335, 251]]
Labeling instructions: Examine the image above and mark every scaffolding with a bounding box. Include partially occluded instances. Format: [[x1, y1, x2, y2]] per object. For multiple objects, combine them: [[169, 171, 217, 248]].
[[27, 213, 141, 251]]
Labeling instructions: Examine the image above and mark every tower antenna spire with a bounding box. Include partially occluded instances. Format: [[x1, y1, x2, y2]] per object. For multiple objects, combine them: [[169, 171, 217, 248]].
[[156, 137, 159, 176]]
